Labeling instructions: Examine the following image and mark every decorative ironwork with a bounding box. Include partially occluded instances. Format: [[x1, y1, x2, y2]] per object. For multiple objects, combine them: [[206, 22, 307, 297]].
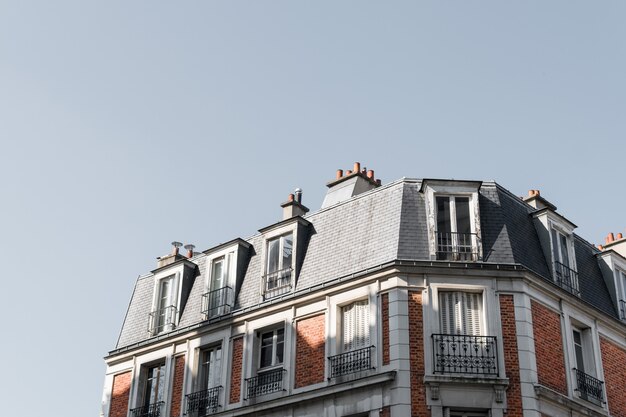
[[574, 368, 604, 404], [201, 287, 233, 319], [328, 346, 374, 378], [148, 305, 177, 335], [130, 401, 164, 417], [185, 386, 221, 416], [245, 368, 285, 399], [262, 267, 292, 299], [554, 261, 580, 296], [619, 299, 626, 321], [436, 231, 478, 261], [432, 334, 498, 375]]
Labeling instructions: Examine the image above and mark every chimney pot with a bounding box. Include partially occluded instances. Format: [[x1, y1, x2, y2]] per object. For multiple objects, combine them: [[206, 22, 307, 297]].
[[353, 162, 361, 173], [184, 244, 195, 258], [171, 241, 183, 256], [294, 188, 302, 204], [376, 179, 382, 186], [598, 244, 604, 250], [346, 170, 352, 175], [367, 170, 374, 179], [336, 169, 343, 179], [617, 232, 623, 240], [288, 193, 294, 202], [608, 233, 615, 243]]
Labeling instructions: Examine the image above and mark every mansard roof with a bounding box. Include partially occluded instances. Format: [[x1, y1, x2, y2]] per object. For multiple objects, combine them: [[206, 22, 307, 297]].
[[114, 178, 618, 351]]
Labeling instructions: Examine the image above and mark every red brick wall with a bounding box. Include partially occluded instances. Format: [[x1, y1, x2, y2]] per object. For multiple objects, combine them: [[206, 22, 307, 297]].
[[382, 293, 390, 366], [110, 371, 131, 417], [170, 355, 185, 417], [408, 291, 429, 417], [229, 337, 243, 404], [531, 300, 567, 394], [600, 336, 626, 417], [295, 314, 326, 388], [499, 295, 522, 417]]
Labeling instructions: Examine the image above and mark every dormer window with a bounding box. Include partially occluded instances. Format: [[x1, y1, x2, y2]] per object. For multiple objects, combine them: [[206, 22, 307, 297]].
[[201, 238, 250, 320], [149, 272, 181, 336], [550, 225, 579, 296], [264, 233, 293, 297], [616, 268, 626, 320], [422, 179, 482, 262]]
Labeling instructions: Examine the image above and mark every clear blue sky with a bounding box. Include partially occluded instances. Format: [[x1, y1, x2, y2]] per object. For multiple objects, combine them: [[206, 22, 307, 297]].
[[1, 2, 624, 416]]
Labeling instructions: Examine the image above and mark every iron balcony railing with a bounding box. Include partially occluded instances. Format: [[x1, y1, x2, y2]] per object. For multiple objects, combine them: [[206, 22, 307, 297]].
[[148, 305, 177, 335], [554, 261, 580, 296], [201, 287, 233, 319], [619, 299, 626, 321], [328, 345, 374, 379], [574, 368, 604, 404], [262, 267, 292, 299], [245, 368, 285, 399], [185, 386, 221, 416], [436, 231, 479, 261], [432, 334, 498, 375], [130, 401, 164, 417]]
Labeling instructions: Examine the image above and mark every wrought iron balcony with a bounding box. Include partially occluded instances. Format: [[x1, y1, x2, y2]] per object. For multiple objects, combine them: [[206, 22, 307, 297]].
[[262, 267, 292, 299], [185, 386, 221, 416], [619, 299, 626, 321], [574, 368, 604, 404], [432, 334, 498, 375], [201, 287, 233, 319], [554, 261, 580, 296], [245, 368, 285, 399], [130, 401, 164, 417], [436, 231, 479, 261], [328, 346, 374, 379], [148, 305, 177, 335]]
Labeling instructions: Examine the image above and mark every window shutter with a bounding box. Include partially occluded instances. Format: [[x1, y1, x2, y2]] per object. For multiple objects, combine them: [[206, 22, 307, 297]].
[[343, 300, 369, 352], [440, 291, 482, 335]]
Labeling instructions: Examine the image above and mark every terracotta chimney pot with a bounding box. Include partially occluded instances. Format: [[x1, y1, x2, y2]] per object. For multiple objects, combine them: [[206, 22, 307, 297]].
[[336, 169, 343, 179], [353, 162, 361, 173], [617, 233, 623, 240], [367, 170, 374, 179], [608, 233, 615, 244]]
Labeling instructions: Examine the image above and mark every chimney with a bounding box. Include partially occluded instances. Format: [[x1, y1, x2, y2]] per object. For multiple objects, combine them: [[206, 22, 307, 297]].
[[601, 230, 626, 258], [523, 189, 557, 211], [281, 188, 309, 220], [321, 162, 381, 208], [157, 241, 184, 268], [184, 244, 196, 259]]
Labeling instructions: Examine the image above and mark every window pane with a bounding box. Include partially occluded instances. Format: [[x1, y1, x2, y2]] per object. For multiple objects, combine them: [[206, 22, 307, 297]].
[[282, 234, 293, 270], [436, 197, 451, 233], [211, 259, 223, 289], [455, 197, 471, 235], [573, 330, 585, 372], [559, 234, 570, 266], [267, 239, 280, 273], [275, 329, 285, 364], [551, 229, 560, 262]]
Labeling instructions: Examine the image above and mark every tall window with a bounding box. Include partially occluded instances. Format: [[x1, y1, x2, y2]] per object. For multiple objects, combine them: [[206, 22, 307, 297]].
[[571, 327, 603, 404], [144, 362, 166, 407], [259, 328, 284, 369], [200, 346, 222, 389], [152, 276, 176, 334], [439, 291, 482, 335], [619, 269, 626, 320], [551, 228, 572, 267], [435, 196, 475, 261], [342, 300, 370, 352], [550, 228, 579, 296], [264, 234, 293, 296]]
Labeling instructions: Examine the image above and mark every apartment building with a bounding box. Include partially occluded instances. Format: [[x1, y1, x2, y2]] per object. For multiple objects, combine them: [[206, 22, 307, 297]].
[[101, 164, 626, 417]]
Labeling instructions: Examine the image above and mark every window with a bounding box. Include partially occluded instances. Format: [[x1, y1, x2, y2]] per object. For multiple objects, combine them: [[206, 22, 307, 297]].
[[328, 300, 373, 379], [434, 291, 496, 375], [149, 276, 177, 335], [263, 233, 293, 297], [435, 196, 477, 261], [131, 362, 166, 417], [550, 228, 579, 296], [342, 300, 370, 352], [185, 346, 222, 416], [439, 291, 482, 335], [571, 327, 603, 404], [259, 328, 284, 369], [617, 269, 626, 320], [202, 257, 233, 318]]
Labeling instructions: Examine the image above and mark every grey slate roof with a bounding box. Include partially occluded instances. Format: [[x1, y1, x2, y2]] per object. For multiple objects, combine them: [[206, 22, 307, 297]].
[[114, 178, 620, 349]]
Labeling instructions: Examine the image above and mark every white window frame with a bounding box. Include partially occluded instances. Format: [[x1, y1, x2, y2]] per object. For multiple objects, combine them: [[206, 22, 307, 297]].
[[616, 268, 626, 320], [203, 248, 237, 318], [198, 344, 222, 391], [548, 222, 580, 296], [438, 290, 484, 336], [261, 226, 296, 298], [258, 327, 285, 371], [341, 299, 370, 353], [149, 269, 182, 335], [423, 181, 482, 261]]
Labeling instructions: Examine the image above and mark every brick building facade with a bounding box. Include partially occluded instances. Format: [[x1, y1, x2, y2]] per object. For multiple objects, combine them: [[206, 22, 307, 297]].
[[102, 165, 626, 417]]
